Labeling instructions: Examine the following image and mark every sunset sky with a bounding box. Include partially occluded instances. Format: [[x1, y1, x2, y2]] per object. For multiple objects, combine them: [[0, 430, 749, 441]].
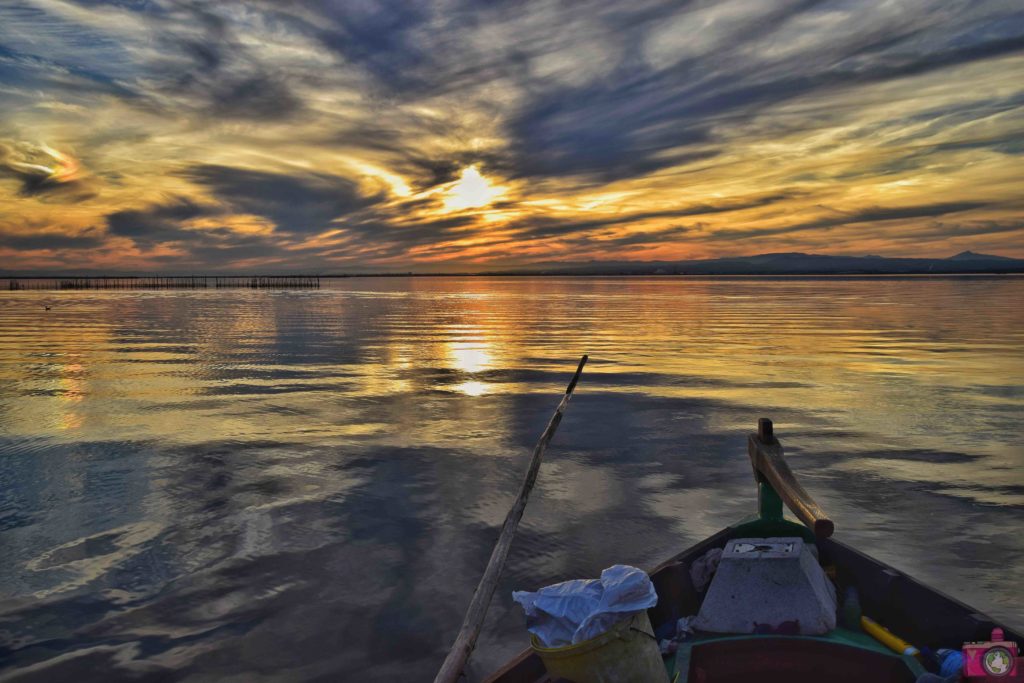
[[1, 0, 1023, 272]]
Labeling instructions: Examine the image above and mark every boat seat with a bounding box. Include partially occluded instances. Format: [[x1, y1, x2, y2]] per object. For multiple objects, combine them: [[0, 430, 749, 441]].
[[673, 629, 924, 683]]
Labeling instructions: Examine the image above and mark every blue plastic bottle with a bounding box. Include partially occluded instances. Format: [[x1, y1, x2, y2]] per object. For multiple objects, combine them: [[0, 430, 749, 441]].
[[936, 649, 964, 678]]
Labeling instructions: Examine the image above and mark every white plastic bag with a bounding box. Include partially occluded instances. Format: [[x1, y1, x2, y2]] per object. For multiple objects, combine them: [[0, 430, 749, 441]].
[[512, 565, 658, 647]]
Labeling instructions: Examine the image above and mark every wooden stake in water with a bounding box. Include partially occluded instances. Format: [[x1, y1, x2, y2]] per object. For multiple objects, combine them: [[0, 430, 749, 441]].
[[434, 354, 589, 683]]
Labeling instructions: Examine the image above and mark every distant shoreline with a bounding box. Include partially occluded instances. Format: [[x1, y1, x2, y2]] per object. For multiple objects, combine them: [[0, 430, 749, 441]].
[[5, 251, 1022, 280], [4, 272, 1024, 280]]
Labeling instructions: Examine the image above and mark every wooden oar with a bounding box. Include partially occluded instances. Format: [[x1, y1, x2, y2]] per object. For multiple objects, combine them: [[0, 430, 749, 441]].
[[434, 354, 589, 683]]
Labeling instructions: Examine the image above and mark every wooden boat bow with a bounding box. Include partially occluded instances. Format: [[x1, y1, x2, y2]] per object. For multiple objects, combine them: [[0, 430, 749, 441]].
[[748, 417, 834, 539], [483, 417, 1022, 683]]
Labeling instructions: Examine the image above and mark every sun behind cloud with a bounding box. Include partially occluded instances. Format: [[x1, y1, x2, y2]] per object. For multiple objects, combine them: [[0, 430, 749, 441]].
[[442, 166, 505, 211]]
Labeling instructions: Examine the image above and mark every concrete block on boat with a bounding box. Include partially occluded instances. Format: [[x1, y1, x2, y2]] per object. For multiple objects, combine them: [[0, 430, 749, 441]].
[[692, 537, 837, 635]]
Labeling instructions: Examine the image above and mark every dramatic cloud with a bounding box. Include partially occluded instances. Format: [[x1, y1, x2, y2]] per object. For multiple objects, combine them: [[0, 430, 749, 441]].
[[106, 197, 215, 246], [1, 0, 1023, 271], [0, 227, 103, 250], [182, 165, 382, 234], [0, 140, 91, 199]]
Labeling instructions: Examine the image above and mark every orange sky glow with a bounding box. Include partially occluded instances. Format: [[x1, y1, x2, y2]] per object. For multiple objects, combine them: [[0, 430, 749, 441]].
[[1, 1, 1023, 272]]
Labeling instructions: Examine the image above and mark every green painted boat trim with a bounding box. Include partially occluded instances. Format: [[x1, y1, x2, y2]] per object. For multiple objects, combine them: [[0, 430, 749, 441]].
[[730, 476, 818, 542]]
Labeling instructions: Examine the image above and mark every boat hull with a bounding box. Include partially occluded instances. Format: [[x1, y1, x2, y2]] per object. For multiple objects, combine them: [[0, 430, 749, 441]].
[[484, 526, 1021, 682]]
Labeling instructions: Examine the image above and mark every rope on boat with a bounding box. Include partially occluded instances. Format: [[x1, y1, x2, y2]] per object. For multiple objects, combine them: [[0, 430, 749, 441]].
[[433, 355, 589, 683]]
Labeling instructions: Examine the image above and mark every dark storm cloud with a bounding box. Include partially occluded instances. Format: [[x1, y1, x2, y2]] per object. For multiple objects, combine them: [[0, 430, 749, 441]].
[[234, 0, 1024, 186], [843, 203, 992, 224], [0, 0, 303, 122], [153, 2, 304, 121], [882, 220, 1024, 243], [510, 192, 798, 241], [304, 0, 434, 95], [5, 174, 94, 202], [206, 75, 301, 120], [106, 197, 214, 246], [308, 211, 483, 263], [0, 228, 103, 250], [144, 2, 304, 121], [263, 0, 541, 100], [0, 163, 69, 198], [183, 165, 384, 234], [405, 159, 462, 190], [503, 5, 1024, 181], [183, 238, 293, 263], [104, 196, 296, 264], [707, 201, 993, 241], [0, 6, 142, 102], [401, 151, 523, 191], [584, 225, 691, 249], [101, 175, 476, 266], [319, 192, 800, 260]]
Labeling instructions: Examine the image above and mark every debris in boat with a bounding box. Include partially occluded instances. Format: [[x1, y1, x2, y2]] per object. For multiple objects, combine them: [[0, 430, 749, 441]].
[[687, 547, 722, 592], [692, 536, 837, 635], [676, 615, 696, 638], [657, 615, 698, 656], [512, 564, 657, 648], [934, 648, 964, 678]]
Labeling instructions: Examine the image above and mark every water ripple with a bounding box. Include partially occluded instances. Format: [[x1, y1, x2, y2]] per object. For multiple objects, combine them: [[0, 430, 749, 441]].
[[0, 277, 1022, 681]]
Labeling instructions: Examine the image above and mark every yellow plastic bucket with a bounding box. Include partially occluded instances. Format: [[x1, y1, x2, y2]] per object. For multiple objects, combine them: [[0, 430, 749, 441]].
[[529, 612, 669, 683]]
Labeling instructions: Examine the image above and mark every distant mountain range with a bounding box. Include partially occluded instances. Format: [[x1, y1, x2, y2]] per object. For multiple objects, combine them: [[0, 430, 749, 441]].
[[494, 251, 1024, 276], [2, 251, 1023, 278]]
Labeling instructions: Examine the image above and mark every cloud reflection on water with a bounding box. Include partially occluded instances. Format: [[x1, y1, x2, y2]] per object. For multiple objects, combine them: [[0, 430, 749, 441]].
[[0, 277, 1021, 681]]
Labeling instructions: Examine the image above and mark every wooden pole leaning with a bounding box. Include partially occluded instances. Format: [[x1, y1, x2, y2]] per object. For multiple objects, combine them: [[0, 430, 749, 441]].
[[434, 354, 589, 683]]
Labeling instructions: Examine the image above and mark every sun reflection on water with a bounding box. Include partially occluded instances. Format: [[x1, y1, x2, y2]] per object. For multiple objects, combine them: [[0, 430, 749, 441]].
[[448, 340, 492, 374], [444, 330, 494, 396], [58, 361, 86, 431], [453, 380, 489, 397]]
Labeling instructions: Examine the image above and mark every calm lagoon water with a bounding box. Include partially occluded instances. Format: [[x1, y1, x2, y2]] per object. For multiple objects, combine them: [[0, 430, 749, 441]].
[[1, 276, 1022, 681]]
